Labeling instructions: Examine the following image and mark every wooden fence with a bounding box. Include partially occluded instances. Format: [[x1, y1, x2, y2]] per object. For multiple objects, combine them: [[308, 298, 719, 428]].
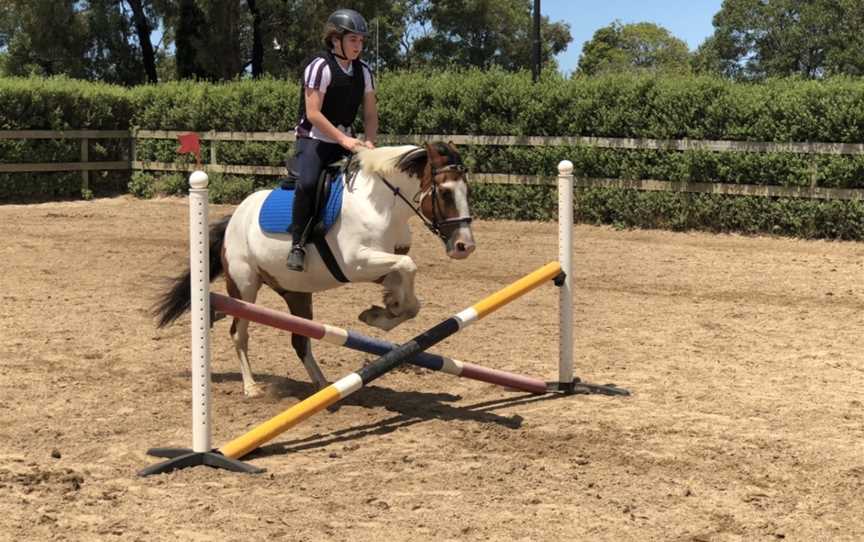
[[3, 129, 864, 201], [0, 130, 130, 193]]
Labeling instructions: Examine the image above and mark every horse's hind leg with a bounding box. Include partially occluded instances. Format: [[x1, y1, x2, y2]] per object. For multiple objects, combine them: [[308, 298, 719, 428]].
[[282, 291, 329, 390], [225, 272, 266, 397]]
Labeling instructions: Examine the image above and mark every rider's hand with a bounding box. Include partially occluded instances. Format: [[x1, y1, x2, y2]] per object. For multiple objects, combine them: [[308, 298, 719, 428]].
[[362, 140, 375, 149], [339, 136, 363, 152]]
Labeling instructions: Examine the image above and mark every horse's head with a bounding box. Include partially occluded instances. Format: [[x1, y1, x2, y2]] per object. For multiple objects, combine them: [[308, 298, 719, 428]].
[[397, 142, 476, 259]]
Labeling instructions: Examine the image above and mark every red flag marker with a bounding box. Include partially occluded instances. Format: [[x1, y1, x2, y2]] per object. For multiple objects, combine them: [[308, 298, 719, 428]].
[[177, 132, 202, 167]]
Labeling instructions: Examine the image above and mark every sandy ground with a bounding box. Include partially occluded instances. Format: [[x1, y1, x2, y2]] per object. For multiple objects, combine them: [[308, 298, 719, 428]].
[[0, 195, 862, 542]]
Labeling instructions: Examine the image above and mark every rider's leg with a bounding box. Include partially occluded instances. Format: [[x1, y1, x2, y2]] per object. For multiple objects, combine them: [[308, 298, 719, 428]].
[[287, 139, 350, 271], [288, 138, 325, 271]]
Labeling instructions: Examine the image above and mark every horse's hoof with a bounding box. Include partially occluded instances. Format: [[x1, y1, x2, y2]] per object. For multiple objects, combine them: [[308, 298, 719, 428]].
[[359, 305, 385, 324], [359, 306, 398, 331], [243, 383, 267, 398]]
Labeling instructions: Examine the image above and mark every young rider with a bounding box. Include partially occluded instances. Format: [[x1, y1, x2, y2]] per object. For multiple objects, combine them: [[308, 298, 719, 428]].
[[287, 8, 378, 271]]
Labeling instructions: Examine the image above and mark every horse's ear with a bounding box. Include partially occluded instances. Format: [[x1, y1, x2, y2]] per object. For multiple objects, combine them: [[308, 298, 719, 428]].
[[425, 142, 441, 160], [446, 141, 459, 157]]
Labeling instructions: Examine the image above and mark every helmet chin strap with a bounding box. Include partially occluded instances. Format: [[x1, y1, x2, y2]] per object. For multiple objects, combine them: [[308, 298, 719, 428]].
[[332, 35, 350, 60]]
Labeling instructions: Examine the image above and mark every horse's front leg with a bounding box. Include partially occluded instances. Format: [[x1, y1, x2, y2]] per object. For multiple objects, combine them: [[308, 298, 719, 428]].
[[357, 251, 420, 331]]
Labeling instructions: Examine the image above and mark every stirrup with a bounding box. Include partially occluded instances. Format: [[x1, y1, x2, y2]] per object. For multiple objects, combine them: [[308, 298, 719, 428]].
[[286, 245, 306, 271]]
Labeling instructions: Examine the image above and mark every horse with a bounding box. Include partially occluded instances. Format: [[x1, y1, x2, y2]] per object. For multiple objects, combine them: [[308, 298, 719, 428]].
[[153, 142, 476, 397]]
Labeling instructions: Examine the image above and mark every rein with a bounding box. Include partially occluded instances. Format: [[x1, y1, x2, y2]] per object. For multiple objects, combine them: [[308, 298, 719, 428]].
[[378, 163, 472, 242]]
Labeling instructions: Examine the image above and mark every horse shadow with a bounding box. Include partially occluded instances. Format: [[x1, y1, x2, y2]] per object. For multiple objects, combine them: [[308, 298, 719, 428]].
[[210, 371, 564, 460]]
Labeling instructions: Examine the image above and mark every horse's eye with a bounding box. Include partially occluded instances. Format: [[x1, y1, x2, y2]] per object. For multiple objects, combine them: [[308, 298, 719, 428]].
[[442, 191, 455, 205]]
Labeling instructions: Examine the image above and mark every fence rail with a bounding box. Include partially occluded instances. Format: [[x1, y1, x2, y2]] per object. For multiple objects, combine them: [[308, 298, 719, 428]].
[[0, 130, 131, 192], [3, 130, 864, 200], [0, 130, 130, 140], [132, 129, 864, 155]]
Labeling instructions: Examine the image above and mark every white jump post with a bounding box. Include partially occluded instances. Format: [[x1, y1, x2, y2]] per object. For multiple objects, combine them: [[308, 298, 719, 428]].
[[139, 171, 261, 476], [553, 160, 629, 396], [189, 170, 211, 453], [557, 160, 574, 387]]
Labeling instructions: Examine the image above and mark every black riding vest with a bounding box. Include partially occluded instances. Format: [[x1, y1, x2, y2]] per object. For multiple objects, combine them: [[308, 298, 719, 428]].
[[297, 51, 365, 131]]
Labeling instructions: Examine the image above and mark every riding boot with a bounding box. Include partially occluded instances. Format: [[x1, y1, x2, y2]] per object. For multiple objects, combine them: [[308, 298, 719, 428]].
[[287, 242, 306, 271], [287, 189, 313, 271]]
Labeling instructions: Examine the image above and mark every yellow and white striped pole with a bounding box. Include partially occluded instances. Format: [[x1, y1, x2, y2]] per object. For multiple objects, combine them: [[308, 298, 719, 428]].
[[219, 261, 563, 460]]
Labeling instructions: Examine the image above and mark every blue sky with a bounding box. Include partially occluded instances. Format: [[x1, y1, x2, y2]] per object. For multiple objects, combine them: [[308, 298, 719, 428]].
[[543, 0, 725, 74]]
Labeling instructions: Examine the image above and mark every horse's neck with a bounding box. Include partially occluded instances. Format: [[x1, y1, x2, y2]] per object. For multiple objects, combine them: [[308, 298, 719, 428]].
[[347, 170, 421, 223]]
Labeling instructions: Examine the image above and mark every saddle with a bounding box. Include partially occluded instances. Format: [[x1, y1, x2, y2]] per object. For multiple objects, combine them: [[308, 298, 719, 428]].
[[258, 158, 351, 283], [279, 158, 346, 239]]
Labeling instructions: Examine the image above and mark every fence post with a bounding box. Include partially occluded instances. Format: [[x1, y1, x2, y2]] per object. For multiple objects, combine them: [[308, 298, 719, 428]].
[[80, 138, 89, 195], [210, 131, 217, 165], [130, 127, 137, 170], [809, 158, 819, 189]]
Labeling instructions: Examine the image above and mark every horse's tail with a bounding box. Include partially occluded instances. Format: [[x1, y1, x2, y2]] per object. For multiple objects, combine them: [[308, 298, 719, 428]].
[[152, 215, 232, 328]]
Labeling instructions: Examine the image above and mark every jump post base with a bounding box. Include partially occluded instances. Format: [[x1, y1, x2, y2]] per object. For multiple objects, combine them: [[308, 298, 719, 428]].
[[138, 447, 264, 476], [546, 378, 631, 396]]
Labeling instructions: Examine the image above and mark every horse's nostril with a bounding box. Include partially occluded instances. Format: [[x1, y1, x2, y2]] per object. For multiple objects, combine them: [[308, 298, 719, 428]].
[[454, 242, 475, 255]]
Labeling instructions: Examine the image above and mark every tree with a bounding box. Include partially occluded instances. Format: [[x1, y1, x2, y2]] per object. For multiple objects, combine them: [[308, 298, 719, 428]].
[[0, 0, 164, 84], [82, 0, 148, 85], [577, 21, 691, 76], [160, 0, 410, 81], [262, 0, 414, 78], [125, 0, 158, 83], [697, 0, 864, 79], [0, 0, 572, 82], [174, 0, 209, 79], [247, 0, 264, 78], [0, 0, 90, 78], [408, 0, 570, 71], [197, 0, 245, 80], [167, 0, 245, 81]]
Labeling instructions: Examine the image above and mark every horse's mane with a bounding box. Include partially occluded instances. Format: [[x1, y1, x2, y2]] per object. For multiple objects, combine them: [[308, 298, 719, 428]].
[[353, 145, 425, 179]]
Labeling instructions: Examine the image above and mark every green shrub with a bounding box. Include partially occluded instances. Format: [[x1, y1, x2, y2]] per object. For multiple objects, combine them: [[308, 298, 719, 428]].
[[575, 188, 864, 240], [128, 171, 156, 198], [207, 172, 257, 203], [5, 72, 864, 239]]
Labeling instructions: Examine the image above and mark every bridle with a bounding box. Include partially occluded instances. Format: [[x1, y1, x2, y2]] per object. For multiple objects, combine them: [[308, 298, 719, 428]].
[[377, 161, 473, 243]]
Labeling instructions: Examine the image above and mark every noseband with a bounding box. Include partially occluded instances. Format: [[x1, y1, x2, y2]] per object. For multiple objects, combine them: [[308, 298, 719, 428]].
[[379, 162, 473, 243]]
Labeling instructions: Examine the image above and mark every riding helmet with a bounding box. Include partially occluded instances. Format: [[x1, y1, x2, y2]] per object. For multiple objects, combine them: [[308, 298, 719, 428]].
[[327, 9, 369, 36]]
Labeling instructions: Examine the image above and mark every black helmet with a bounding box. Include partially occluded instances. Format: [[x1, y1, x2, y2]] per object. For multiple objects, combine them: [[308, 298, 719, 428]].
[[327, 9, 368, 36]]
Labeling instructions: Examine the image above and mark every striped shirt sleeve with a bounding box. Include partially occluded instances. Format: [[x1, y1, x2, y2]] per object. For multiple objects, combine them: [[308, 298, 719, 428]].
[[303, 58, 330, 91]]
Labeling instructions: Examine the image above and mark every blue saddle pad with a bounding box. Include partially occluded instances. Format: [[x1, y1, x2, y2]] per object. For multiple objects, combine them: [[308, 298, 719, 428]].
[[259, 176, 344, 234]]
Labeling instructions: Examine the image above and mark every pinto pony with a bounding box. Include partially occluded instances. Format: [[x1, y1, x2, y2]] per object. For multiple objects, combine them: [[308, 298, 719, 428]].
[[154, 142, 475, 397]]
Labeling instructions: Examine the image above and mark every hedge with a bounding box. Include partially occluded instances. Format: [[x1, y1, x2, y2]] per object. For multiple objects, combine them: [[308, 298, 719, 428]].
[[3, 71, 864, 238], [0, 77, 132, 200]]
